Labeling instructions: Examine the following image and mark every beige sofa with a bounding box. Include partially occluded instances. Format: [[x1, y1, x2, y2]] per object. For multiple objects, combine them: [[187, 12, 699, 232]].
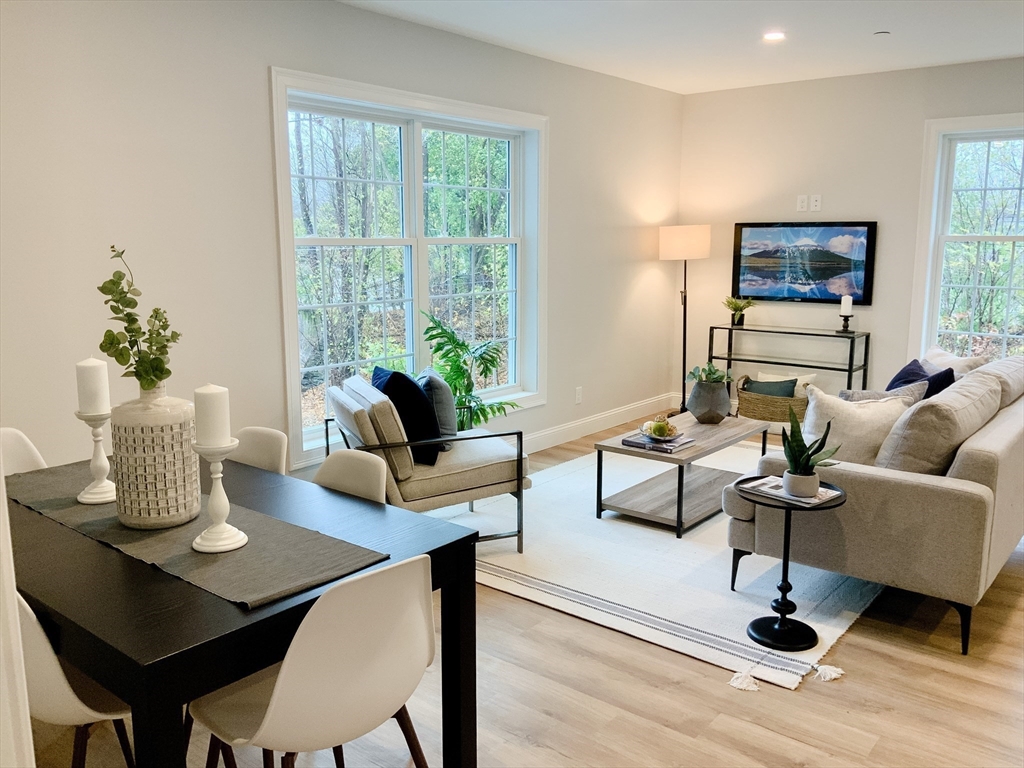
[[724, 357, 1024, 654]]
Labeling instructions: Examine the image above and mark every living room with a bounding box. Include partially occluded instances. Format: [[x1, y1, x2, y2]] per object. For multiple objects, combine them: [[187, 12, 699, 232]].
[[1, 1, 1022, 766]]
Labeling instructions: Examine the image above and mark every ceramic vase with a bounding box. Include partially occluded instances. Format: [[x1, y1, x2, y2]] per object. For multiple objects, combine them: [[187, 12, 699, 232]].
[[782, 470, 819, 498], [686, 381, 731, 424], [110, 382, 200, 529], [732, 314, 745, 326]]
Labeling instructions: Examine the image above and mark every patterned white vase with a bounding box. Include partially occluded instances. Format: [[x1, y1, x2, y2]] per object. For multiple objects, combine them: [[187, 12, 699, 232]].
[[110, 382, 200, 529]]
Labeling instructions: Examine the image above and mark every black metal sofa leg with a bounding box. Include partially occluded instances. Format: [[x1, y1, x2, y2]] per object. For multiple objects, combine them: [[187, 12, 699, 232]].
[[730, 549, 751, 591], [947, 601, 973, 655]]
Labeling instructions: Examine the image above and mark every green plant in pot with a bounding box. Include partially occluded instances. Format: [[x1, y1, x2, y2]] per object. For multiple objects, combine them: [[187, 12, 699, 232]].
[[723, 296, 755, 326], [422, 312, 519, 431], [781, 406, 840, 497], [685, 362, 732, 424]]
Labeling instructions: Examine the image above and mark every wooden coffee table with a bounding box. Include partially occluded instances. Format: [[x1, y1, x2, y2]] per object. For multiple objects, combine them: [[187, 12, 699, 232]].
[[595, 413, 769, 537]]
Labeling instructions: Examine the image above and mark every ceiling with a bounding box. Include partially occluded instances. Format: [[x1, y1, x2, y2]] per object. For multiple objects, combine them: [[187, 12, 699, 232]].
[[342, 0, 1024, 95]]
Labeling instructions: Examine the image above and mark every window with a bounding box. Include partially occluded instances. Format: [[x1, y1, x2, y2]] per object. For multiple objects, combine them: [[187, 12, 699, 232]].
[[272, 70, 547, 466]]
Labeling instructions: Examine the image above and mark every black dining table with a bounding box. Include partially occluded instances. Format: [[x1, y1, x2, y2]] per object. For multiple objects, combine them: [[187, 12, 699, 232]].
[[8, 460, 479, 767]]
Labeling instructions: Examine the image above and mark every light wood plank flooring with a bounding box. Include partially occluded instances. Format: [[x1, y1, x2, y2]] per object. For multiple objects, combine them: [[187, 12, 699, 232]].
[[31, 414, 1024, 767]]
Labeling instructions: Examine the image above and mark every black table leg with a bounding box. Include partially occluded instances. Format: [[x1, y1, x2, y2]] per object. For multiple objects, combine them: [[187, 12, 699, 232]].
[[675, 465, 685, 538], [761, 429, 767, 456], [596, 449, 603, 519], [131, 691, 186, 767], [441, 538, 477, 767]]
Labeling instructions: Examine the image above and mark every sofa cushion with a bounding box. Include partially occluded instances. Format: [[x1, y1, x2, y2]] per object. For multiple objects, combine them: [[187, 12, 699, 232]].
[[343, 376, 415, 481], [968, 356, 1024, 409], [758, 371, 816, 398], [874, 373, 1002, 475], [839, 380, 928, 404], [372, 367, 442, 465], [397, 429, 528, 502], [886, 359, 955, 398], [923, 345, 987, 375], [416, 367, 458, 447], [744, 378, 797, 397], [802, 385, 912, 466]]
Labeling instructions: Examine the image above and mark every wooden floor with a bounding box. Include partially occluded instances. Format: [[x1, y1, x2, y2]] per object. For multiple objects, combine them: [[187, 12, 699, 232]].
[[31, 415, 1024, 767]]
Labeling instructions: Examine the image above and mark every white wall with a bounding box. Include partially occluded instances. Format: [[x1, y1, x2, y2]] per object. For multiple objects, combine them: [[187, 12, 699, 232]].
[[677, 58, 1024, 395], [0, 0, 684, 465]]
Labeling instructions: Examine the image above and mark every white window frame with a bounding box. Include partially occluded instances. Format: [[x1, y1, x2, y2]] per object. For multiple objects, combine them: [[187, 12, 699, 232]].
[[271, 68, 548, 469], [909, 113, 1024, 360]]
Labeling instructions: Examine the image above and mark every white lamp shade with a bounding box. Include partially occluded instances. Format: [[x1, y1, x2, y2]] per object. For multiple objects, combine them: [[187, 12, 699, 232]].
[[659, 225, 711, 261]]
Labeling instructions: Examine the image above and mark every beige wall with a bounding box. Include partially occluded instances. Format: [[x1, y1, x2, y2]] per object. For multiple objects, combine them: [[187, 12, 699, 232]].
[[677, 58, 1024, 394], [0, 1, 684, 465]]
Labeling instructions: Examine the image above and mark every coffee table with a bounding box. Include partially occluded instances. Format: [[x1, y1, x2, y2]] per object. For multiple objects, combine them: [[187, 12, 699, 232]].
[[595, 413, 769, 537]]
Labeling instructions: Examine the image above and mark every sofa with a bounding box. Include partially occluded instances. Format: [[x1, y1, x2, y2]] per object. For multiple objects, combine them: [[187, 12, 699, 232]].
[[724, 356, 1024, 653]]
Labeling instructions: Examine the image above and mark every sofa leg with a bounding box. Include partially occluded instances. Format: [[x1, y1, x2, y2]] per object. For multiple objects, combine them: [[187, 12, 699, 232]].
[[947, 601, 972, 655], [730, 549, 751, 591], [516, 490, 524, 554]]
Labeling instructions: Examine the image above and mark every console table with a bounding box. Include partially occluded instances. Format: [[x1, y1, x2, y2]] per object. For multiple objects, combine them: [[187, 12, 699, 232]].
[[708, 324, 870, 393]]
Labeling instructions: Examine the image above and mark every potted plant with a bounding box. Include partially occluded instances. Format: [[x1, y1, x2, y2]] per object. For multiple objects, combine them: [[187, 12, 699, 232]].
[[781, 406, 840, 497], [422, 313, 519, 430], [685, 362, 732, 424], [723, 296, 756, 326]]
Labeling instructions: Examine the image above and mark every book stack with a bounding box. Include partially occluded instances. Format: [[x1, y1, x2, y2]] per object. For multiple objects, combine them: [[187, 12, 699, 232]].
[[737, 475, 841, 507], [621, 432, 695, 454]]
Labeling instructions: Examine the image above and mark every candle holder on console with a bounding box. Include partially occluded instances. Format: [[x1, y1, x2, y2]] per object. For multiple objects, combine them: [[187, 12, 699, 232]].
[[75, 411, 117, 504], [191, 438, 247, 553], [836, 313, 854, 335]]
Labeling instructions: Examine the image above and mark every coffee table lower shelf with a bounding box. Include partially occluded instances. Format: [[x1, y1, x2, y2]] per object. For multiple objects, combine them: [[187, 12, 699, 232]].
[[600, 465, 741, 534]]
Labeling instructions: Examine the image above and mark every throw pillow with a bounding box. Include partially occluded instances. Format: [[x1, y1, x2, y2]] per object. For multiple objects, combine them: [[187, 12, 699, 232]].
[[743, 378, 797, 397], [923, 345, 987, 375], [875, 373, 1003, 475], [758, 371, 816, 398], [416, 367, 458, 450], [372, 366, 442, 465], [802, 385, 912, 466], [886, 359, 955, 399], [839, 380, 928, 404], [967, 356, 1024, 409]]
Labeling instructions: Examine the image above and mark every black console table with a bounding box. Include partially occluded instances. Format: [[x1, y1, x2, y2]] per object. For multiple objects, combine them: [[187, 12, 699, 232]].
[[708, 324, 870, 393]]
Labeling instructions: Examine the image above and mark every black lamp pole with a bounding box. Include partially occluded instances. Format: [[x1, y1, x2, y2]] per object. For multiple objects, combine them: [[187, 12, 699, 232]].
[[679, 261, 689, 413]]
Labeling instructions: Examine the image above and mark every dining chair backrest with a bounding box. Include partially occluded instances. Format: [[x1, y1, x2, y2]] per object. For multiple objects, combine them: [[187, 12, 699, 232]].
[[312, 450, 387, 503], [232, 427, 288, 475], [246, 555, 435, 753], [1, 428, 46, 475]]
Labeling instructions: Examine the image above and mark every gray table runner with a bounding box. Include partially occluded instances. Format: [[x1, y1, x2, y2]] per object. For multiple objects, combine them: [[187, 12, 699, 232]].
[[6, 462, 389, 609]]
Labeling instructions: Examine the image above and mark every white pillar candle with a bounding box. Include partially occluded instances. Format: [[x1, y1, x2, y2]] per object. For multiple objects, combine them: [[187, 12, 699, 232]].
[[840, 295, 853, 316], [194, 384, 231, 447], [76, 357, 110, 415]]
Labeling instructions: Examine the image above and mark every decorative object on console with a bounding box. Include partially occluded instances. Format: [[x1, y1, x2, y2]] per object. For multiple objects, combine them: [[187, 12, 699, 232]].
[[97, 247, 198, 529], [723, 296, 755, 326], [191, 384, 247, 553], [802, 385, 912, 466], [660, 225, 712, 412], [837, 294, 854, 335], [781, 406, 840, 497], [74, 357, 116, 504], [685, 362, 732, 424], [732, 222, 876, 304]]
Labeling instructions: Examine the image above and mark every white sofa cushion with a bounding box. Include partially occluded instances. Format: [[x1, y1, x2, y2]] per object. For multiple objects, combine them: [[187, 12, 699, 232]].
[[342, 376, 415, 482], [968, 356, 1024, 409], [802, 385, 912, 466], [397, 429, 528, 501], [838, 380, 928, 404], [923, 345, 986, 375]]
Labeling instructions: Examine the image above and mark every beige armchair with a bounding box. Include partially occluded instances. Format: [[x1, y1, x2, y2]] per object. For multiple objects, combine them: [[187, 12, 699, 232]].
[[324, 377, 530, 552]]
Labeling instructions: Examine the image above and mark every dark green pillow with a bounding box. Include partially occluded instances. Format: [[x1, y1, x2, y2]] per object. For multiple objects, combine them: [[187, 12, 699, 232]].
[[744, 378, 797, 397]]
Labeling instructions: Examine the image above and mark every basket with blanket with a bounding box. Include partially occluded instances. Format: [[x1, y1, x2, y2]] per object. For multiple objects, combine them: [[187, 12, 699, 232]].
[[736, 374, 808, 423]]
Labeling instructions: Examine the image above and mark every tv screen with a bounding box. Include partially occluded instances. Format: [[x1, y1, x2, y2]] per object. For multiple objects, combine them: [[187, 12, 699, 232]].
[[731, 222, 876, 305]]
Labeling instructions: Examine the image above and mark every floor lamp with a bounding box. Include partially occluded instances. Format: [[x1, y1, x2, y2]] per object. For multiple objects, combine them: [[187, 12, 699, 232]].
[[659, 225, 711, 413]]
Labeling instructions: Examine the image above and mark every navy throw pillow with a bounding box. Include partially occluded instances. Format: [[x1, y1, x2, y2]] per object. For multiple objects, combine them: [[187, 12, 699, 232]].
[[885, 359, 956, 399], [743, 378, 797, 397], [371, 366, 442, 465]]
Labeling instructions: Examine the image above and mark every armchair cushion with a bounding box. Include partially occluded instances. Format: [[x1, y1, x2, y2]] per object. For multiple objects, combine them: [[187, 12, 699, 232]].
[[371, 367, 442, 466], [397, 429, 528, 502], [342, 376, 415, 481], [416, 367, 458, 446]]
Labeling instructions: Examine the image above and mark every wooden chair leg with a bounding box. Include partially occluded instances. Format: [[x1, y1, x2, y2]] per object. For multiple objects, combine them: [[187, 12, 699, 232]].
[[263, 748, 275, 768], [282, 753, 298, 768], [332, 744, 345, 768], [71, 724, 92, 768], [221, 743, 239, 768], [112, 718, 136, 768], [393, 705, 428, 768], [205, 735, 222, 768]]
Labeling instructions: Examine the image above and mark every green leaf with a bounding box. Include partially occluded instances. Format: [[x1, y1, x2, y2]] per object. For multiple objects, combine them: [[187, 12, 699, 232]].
[[114, 347, 132, 366], [128, 287, 142, 297]]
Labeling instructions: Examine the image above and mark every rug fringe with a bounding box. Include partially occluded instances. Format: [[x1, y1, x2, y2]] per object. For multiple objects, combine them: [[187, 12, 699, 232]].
[[812, 664, 845, 681], [729, 670, 760, 691]]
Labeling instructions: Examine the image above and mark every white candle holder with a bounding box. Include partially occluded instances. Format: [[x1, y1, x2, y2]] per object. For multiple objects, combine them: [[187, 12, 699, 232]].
[[75, 411, 116, 505], [191, 438, 247, 553]]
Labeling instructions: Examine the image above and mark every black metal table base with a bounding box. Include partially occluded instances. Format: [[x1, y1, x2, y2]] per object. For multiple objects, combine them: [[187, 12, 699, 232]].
[[746, 615, 819, 652]]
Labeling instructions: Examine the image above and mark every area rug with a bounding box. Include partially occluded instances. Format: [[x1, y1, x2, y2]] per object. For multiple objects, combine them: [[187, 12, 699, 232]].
[[431, 443, 883, 689]]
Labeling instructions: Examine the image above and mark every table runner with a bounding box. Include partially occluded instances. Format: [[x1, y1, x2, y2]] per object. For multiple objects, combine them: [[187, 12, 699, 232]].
[[6, 462, 389, 609]]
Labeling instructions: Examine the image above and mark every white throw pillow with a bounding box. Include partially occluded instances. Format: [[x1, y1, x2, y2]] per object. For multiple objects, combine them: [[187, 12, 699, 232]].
[[758, 371, 817, 399], [923, 345, 986, 374], [801, 385, 912, 466], [967, 356, 1024, 409]]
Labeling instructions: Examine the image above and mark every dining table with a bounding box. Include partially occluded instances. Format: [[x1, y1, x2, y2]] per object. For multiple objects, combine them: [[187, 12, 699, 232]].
[[8, 459, 479, 767]]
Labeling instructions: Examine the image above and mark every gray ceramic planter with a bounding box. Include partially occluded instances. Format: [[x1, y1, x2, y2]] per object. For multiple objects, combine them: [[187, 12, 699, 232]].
[[686, 381, 731, 424]]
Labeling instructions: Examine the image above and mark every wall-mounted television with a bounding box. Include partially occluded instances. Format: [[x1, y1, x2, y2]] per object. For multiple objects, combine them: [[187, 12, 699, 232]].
[[731, 222, 876, 305]]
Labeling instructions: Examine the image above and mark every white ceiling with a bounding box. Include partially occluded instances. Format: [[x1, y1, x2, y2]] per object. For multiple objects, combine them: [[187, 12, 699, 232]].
[[342, 0, 1024, 95]]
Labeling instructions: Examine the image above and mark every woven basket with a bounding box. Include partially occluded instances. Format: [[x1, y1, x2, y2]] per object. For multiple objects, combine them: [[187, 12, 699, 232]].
[[736, 375, 807, 423]]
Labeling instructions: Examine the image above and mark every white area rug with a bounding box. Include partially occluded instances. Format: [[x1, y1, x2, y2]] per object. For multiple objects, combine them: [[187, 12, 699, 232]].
[[431, 443, 882, 689]]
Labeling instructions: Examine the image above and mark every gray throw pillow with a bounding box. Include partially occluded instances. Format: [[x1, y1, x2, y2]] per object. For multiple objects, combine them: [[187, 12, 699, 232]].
[[839, 380, 928, 404], [417, 367, 457, 450]]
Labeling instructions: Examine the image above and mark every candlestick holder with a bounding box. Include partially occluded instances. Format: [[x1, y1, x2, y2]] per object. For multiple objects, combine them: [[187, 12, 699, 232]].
[[836, 314, 854, 335], [191, 438, 247, 553], [75, 411, 117, 504]]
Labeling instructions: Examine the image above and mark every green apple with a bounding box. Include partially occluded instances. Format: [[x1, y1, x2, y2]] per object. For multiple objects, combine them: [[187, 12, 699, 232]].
[[650, 421, 669, 438]]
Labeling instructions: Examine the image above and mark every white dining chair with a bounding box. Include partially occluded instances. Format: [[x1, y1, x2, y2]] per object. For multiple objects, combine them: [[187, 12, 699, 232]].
[[188, 555, 433, 768], [1, 427, 46, 475], [313, 450, 387, 503], [232, 427, 288, 475], [17, 593, 135, 768]]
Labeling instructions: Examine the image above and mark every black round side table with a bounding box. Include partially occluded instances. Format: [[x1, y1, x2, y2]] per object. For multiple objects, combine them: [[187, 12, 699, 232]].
[[734, 476, 847, 652]]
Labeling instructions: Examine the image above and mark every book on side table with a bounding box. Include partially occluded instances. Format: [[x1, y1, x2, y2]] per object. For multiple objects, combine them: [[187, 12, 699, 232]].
[[737, 475, 841, 507], [620, 432, 696, 454]]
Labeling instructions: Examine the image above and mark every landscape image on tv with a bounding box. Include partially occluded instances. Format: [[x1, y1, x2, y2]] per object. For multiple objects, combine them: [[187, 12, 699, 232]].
[[733, 222, 876, 304]]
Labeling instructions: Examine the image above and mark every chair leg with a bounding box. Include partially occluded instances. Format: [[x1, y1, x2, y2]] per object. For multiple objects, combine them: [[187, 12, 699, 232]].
[[516, 489, 524, 554], [71, 724, 92, 768], [947, 601, 973, 655], [221, 743, 239, 768], [113, 718, 136, 768], [263, 749, 275, 768], [730, 548, 751, 591], [183, 708, 194, 754], [282, 753, 298, 768], [394, 705, 428, 768], [205, 735, 222, 768], [332, 745, 345, 768]]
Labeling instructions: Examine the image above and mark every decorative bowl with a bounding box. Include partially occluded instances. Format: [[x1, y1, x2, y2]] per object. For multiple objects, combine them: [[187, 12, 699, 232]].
[[640, 420, 679, 441]]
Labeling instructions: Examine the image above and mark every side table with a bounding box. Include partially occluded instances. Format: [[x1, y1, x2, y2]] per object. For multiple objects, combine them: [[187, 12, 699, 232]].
[[733, 476, 847, 652]]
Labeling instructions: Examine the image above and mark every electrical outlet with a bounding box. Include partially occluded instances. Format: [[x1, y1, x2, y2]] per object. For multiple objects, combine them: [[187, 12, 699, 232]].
[[796, 195, 808, 212], [810, 194, 822, 211], [575, 386, 583, 404]]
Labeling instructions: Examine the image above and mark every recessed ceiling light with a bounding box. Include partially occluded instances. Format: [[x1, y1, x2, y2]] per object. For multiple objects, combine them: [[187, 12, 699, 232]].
[[763, 31, 786, 42]]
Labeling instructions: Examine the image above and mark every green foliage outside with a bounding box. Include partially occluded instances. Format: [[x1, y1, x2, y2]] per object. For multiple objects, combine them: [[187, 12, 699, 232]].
[[782, 407, 839, 477]]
